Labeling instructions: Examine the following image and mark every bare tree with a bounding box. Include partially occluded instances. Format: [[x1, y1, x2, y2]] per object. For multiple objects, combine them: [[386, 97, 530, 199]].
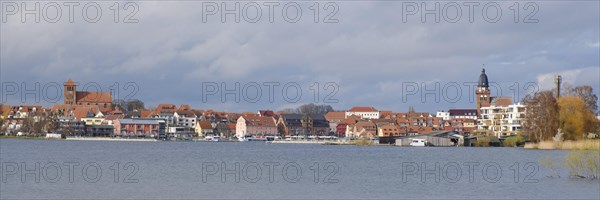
[[523, 90, 559, 142]]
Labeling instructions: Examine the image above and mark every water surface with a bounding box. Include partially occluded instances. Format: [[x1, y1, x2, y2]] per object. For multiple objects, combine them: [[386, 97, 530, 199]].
[[1, 139, 598, 199]]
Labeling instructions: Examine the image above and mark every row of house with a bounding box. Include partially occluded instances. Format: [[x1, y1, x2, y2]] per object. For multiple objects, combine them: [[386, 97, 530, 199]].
[[2, 73, 531, 139], [1, 102, 525, 140]]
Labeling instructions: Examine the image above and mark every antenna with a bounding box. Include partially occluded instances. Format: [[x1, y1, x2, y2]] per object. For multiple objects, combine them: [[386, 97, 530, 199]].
[[554, 75, 562, 98]]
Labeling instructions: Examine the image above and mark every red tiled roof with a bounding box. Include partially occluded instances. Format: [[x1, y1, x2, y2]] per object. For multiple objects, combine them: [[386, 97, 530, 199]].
[[228, 123, 236, 130], [75, 91, 112, 103], [355, 121, 376, 130], [179, 104, 192, 111], [325, 112, 345, 121], [258, 110, 275, 117], [348, 106, 378, 112], [192, 109, 204, 116], [491, 97, 512, 107], [243, 116, 276, 127], [197, 120, 213, 129], [140, 110, 154, 118], [104, 114, 124, 121], [156, 104, 177, 113], [176, 110, 196, 117]]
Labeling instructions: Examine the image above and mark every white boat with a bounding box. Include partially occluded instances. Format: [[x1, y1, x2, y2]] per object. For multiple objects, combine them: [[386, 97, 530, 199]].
[[238, 135, 267, 142], [205, 135, 219, 142], [410, 139, 427, 147]]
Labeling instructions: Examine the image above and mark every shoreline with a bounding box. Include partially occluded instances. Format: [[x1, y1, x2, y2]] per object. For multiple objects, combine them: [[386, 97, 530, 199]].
[[65, 137, 159, 142], [524, 140, 600, 150]]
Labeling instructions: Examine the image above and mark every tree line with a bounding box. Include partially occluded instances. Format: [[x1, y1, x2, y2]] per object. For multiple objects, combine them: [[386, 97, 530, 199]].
[[523, 85, 599, 142]]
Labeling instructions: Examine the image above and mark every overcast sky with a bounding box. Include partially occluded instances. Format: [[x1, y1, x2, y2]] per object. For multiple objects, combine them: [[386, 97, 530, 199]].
[[1, 1, 598, 113]]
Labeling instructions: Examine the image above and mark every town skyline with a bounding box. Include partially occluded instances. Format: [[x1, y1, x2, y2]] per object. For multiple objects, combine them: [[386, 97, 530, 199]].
[[0, 67, 597, 114]]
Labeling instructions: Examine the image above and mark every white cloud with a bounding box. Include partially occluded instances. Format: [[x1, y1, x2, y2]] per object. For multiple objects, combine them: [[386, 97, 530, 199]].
[[537, 67, 600, 91], [1, 1, 598, 112]]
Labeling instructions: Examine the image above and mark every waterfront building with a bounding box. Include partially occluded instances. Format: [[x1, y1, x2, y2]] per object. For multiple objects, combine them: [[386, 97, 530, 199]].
[[442, 118, 477, 134], [277, 114, 329, 136], [114, 118, 166, 138], [335, 123, 347, 137], [174, 110, 197, 128], [477, 103, 526, 137], [325, 111, 345, 133], [235, 115, 277, 138], [81, 110, 105, 125], [84, 125, 114, 137], [194, 120, 214, 137], [214, 122, 233, 139], [56, 116, 86, 136], [377, 124, 402, 137], [346, 121, 376, 138]]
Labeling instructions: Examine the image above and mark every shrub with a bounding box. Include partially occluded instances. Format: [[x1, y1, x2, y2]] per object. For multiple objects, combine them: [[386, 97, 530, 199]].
[[503, 135, 524, 147], [475, 136, 491, 147], [539, 155, 560, 178], [565, 150, 600, 178], [353, 138, 373, 146]]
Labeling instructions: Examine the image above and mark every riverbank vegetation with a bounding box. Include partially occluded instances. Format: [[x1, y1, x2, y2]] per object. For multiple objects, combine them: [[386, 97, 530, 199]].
[[525, 139, 600, 150], [539, 150, 599, 179], [351, 138, 374, 146], [522, 85, 599, 150], [0, 135, 60, 140]]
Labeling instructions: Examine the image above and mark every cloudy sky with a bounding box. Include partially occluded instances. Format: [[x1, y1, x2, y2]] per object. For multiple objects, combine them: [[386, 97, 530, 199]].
[[1, 1, 598, 113]]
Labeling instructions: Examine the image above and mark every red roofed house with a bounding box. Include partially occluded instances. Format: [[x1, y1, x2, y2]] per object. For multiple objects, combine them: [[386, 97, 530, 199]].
[[347, 121, 376, 138], [235, 115, 277, 138], [345, 106, 379, 119], [194, 120, 214, 137], [257, 110, 275, 117], [325, 111, 345, 133]]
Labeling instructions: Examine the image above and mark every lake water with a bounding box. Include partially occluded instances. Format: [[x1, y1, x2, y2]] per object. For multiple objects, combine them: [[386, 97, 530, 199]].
[[1, 139, 598, 199]]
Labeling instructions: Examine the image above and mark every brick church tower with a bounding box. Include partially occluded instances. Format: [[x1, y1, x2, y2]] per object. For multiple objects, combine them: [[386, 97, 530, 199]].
[[64, 79, 77, 105], [475, 69, 491, 116]]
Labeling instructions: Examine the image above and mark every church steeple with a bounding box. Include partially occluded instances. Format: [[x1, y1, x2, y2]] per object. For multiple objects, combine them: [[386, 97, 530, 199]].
[[475, 67, 491, 117], [478, 68, 489, 88], [64, 79, 77, 105]]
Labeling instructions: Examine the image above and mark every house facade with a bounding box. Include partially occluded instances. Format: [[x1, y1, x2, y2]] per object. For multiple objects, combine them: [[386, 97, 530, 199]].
[[235, 115, 277, 138], [477, 103, 526, 137], [345, 106, 379, 119], [194, 120, 214, 137], [114, 118, 166, 137], [278, 114, 330, 136], [325, 112, 345, 134]]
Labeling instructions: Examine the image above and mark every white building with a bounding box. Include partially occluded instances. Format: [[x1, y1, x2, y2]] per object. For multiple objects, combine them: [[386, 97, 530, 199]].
[[436, 111, 450, 120], [174, 111, 197, 128], [477, 103, 526, 138], [345, 106, 379, 119], [437, 109, 477, 120]]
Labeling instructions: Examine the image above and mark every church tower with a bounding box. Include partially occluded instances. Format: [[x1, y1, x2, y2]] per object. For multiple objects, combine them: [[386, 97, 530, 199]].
[[64, 79, 77, 105], [475, 69, 491, 116]]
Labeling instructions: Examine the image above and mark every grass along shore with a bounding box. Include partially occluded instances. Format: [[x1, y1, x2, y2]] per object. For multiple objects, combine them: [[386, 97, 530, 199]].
[[0, 135, 60, 140], [525, 140, 600, 150]]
